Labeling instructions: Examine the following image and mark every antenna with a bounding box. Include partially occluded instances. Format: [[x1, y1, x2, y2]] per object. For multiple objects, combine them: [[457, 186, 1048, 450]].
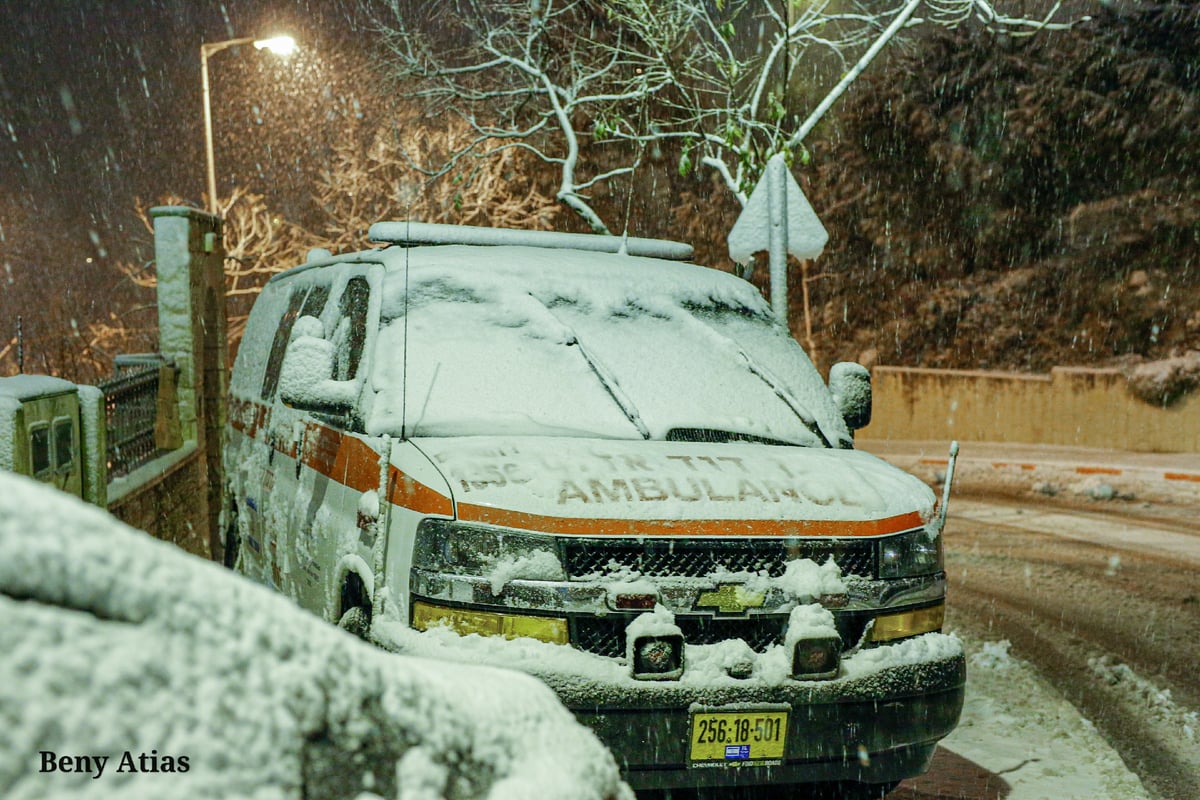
[[618, 177, 635, 257], [937, 441, 960, 534], [618, 141, 647, 257], [16, 315, 24, 374], [400, 215, 410, 441]]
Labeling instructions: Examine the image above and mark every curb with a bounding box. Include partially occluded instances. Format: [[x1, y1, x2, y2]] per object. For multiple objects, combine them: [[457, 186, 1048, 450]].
[[862, 442, 1200, 508]]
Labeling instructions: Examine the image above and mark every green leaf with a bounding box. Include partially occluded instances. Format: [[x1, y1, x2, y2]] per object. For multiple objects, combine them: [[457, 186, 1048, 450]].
[[678, 140, 694, 177], [767, 90, 786, 122]]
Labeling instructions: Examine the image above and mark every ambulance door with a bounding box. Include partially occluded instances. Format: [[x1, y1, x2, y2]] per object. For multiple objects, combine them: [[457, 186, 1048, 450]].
[[279, 268, 384, 619], [236, 278, 331, 588]]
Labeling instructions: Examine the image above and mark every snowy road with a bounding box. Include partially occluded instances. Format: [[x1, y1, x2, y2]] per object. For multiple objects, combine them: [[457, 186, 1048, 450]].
[[895, 495, 1199, 800]]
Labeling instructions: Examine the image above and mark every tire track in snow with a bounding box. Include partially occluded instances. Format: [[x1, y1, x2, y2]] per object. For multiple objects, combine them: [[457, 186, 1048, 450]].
[[946, 497, 1200, 800]]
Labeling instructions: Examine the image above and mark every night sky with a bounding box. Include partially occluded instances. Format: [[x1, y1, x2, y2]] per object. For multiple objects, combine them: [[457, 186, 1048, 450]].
[[0, 0, 375, 270]]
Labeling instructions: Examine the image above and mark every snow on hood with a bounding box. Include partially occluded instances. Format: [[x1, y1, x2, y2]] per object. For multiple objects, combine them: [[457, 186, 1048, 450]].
[[418, 436, 936, 530], [0, 472, 630, 800]]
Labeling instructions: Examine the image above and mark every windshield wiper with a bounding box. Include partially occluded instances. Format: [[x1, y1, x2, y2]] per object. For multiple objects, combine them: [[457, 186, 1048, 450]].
[[678, 314, 841, 448], [531, 298, 651, 440]]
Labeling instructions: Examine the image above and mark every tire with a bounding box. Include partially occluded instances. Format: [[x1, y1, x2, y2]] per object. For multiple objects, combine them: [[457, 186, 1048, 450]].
[[338, 605, 371, 640]]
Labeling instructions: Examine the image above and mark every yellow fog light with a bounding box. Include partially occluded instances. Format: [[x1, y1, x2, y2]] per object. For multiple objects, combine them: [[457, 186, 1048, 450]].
[[870, 603, 945, 643], [411, 600, 569, 644]]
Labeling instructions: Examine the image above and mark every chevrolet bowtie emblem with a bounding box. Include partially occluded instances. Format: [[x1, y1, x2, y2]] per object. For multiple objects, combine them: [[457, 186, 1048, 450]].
[[695, 584, 765, 614]]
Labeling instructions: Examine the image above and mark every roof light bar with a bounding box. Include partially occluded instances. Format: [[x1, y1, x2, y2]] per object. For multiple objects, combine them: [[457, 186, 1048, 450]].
[[368, 221, 694, 262]]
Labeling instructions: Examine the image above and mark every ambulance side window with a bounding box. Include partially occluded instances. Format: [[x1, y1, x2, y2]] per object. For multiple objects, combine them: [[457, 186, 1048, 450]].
[[261, 283, 331, 401], [332, 277, 370, 382]]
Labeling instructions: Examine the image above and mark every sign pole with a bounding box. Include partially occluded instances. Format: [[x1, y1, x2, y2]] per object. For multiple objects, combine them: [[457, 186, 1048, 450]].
[[728, 152, 828, 347], [767, 156, 789, 325]]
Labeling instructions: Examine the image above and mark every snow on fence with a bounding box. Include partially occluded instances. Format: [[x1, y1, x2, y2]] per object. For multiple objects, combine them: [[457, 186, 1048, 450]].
[[99, 363, 166, 479]]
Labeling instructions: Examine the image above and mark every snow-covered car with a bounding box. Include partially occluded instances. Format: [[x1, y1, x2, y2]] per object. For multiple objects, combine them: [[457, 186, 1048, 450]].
[[0, 470, 630, 800], [224, 222, 966, 797]]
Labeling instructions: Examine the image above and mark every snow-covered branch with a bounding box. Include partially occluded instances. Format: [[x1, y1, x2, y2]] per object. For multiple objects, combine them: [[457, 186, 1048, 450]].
[[365, 0, 1084, 231]]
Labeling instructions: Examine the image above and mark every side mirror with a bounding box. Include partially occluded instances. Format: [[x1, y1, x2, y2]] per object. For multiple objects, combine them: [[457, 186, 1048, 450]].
[[279, 317, 357, 411], [829, 362, 872, 432]]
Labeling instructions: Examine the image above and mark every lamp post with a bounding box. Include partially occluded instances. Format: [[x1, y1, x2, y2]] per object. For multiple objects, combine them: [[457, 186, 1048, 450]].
[[200, 35, 295, 215]]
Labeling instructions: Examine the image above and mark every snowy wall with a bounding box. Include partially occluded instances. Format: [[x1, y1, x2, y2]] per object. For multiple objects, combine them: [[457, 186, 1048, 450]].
[[107, 446, 210, 557], [101, 208, 226, 559], [859, 366, 1199, 454]]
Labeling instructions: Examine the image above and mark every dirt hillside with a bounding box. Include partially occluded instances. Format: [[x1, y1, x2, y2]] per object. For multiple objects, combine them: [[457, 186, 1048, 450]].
[[679, 2, 1197, 384]]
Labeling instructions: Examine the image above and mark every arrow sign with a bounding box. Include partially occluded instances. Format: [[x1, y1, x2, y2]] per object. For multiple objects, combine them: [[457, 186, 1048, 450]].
[[728, 153, 828, 323]]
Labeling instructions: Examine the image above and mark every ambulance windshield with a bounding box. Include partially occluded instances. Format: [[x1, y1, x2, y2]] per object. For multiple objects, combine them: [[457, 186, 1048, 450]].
[[367, 247, 851, 448]]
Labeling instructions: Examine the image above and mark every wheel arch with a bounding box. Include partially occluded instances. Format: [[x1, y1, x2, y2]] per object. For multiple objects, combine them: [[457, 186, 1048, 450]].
[[333, 554, 375, 620]]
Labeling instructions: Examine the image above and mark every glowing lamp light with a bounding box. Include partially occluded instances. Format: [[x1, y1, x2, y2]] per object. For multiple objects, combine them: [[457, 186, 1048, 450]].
[[254, 36, 296, 56]]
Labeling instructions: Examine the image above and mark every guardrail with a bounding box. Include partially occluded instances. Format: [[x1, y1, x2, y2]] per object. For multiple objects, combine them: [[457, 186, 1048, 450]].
[[99, 361, 167, 479]]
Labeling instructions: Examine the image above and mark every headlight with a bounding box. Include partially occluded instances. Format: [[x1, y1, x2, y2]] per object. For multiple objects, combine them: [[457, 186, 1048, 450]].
[[878, 528, 942, 579], [414, 519, 565, 582]]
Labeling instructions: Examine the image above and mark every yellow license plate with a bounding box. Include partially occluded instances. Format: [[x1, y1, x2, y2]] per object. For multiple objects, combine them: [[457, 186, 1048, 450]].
[[689, 710, 789, 765]]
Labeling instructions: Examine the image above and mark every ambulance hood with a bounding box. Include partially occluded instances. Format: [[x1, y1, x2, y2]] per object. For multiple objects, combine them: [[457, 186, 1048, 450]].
[[415, 436, 936, 536]]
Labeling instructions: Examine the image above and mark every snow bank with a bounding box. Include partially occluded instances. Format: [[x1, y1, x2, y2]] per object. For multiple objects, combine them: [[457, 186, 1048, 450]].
[[1088, 655, 1198, 744], [1124, 351, 1200, 406], [0, 472, 630, 800], [942, 637, 1151, 800]]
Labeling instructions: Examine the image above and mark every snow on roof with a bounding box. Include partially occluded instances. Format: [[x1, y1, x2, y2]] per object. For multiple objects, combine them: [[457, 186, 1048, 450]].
[[0, 374, 78, 401], [0, 472, 630, 800], [368, 221, 695, 261]]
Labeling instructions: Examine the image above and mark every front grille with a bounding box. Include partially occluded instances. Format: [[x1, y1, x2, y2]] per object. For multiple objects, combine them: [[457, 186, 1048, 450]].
[[571, 612, 873, 659], [563, 537, 878, 580]]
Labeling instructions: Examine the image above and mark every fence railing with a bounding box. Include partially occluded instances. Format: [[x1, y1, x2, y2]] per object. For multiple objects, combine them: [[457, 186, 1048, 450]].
[[99, 358, 169, 479]]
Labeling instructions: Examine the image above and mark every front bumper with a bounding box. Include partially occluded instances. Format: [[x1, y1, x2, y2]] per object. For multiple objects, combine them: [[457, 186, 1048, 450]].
[[551, 649, 965, 791], [376, 614, 964, 792], [400, 562, 963, 792]]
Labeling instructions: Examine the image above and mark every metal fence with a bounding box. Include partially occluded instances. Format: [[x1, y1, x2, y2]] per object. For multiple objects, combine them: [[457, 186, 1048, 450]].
[[99, 361, 164, 479]]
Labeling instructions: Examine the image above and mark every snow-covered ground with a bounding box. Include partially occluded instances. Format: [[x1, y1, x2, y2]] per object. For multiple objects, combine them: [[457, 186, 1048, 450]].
[[939, 635, 1151, 800]]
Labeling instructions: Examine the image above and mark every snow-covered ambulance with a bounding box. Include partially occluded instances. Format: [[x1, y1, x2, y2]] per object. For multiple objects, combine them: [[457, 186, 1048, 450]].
[[224, 222, 964, 797]]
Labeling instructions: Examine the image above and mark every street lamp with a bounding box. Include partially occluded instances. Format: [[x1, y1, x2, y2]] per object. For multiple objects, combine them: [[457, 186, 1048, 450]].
[[200, 35, 296, 215]]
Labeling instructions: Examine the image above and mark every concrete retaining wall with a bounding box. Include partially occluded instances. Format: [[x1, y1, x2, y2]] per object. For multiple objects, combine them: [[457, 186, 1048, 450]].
[[859, 366, 1199, 454]]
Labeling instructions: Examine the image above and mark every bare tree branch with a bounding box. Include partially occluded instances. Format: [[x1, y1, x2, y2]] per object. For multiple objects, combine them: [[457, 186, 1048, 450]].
[[362, 0, 1083, 233]]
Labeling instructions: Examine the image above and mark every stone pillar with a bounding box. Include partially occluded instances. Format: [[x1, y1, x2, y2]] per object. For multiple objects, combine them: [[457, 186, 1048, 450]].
[[150, 206, 228, 561]]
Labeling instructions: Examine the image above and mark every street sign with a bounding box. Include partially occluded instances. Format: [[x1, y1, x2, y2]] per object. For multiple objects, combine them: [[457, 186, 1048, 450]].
[[728, 153, 828, 323]]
